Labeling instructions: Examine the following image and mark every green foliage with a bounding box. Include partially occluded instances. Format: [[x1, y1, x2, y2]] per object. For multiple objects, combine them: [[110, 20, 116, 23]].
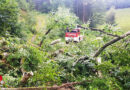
[[89, 0, 106, 27], [32, 0, 73, 13], [21, 46, 43, 71], [0, 0, 19, 36], [7, 45, 44, 71], [23, 11, 37, 34], [29, 60, 61, 86], [16, 0, 34, 11], [110, 45, 130, 66], [3, 74, 20, 88], [16, 0, 29, 11], [86, 77, 122, 90], [46, 7, 78, 38], [0, 37, 62, 87], [0, 0, 129, 89], [16, 11, 37, 41], [101, 40, 130, 89], [96, 61, 116, 74]]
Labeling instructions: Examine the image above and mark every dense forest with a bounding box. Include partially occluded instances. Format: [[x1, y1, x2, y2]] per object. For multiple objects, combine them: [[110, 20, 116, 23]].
[[0, 0, 130, 90]]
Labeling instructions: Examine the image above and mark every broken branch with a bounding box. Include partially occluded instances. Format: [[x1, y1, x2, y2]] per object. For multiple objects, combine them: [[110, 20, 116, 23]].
[[50, 49, 64, 58], [48, 80, 91, 90], [73, 56, 89, 66], [39, 28, 52, 47], [45, 28, 52, 35], [77, 25, 120, 37], [90, 28, 120, 37], [94, 31, 130, 57], [50, 39, 61, 45]]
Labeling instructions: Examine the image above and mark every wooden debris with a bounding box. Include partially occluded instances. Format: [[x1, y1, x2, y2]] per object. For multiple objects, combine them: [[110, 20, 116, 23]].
[[73, 56, 89, 66], [50, 39, 61, 45], [51, 49, 64, 57], [21, 72, 33, 83], [20, 58, 34, 84]]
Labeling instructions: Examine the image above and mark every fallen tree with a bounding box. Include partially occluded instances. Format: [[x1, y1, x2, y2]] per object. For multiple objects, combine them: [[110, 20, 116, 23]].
[[94, 31, 130, 57], [73, 55, 89, 66], [50, 39, 61, 45], [39, 28, 53, 47], [1, 80, 91, 90], [92, 31, 130, 77], [77, 25, 120, 37], [74, 31, 130, 78]]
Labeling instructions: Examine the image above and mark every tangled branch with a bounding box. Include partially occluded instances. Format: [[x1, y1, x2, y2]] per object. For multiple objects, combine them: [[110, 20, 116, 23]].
[[94, 31, 130, 57]]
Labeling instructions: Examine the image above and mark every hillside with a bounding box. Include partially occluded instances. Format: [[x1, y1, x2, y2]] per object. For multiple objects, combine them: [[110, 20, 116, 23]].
[[115, 8, 130, 32], [0, 0, 130, 89]]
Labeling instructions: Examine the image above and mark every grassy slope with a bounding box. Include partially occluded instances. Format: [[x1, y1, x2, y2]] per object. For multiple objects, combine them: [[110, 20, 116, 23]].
[[20, 10, 47, 44], [33, 14, 47, 43], [115, 8, 130, 32]]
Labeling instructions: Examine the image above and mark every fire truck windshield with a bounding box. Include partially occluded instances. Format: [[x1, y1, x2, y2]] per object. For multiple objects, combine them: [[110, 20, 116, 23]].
[[70, 31, 77, 33]]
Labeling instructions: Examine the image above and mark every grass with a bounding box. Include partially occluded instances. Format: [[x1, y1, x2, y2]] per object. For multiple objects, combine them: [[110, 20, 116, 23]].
[[19, 10, 47, 44], [115, 8, 130, 32], [35, 14, 46, 32], [33, 13, 47, 44]]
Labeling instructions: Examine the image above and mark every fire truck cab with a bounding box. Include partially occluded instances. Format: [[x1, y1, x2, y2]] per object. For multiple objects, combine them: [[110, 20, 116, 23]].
[[65, 28, 83, 43]]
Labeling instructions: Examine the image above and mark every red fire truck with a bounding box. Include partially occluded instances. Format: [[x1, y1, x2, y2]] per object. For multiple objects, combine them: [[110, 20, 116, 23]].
[[65, 27, 83, 44], [0, 75, 4, 86]]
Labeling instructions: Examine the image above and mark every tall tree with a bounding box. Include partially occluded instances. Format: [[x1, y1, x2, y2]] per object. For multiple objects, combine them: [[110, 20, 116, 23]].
[[32, 0, 51, 12], [74, 0, 106, 26]]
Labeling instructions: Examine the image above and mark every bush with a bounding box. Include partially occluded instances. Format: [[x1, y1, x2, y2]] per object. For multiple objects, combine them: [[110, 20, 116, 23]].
[[3, 74, 19, 88], [7, 45, 44, 72], [0, 0, 19, 36], [28, 60, 62, 86], [101, 40, 130, 89]]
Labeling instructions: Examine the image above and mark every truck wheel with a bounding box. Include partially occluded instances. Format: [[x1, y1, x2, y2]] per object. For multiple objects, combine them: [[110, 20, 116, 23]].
[[66, 41, 69, 44], [74, 41, 78, 43], [79, 37, 81, 41]]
